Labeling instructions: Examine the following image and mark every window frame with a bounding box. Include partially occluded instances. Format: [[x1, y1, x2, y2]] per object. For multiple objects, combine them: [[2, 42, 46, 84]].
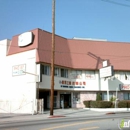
[[85, 70, 96, 80], [70, 70, 82, 79], [54, 67, 59, 77], [61, 68, 68, 78], [42, 65, 50, 75], [73, 92, 80, 104]]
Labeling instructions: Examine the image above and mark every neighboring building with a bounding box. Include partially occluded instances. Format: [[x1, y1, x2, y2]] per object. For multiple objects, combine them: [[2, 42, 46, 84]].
[[0, 28, 130, 113]]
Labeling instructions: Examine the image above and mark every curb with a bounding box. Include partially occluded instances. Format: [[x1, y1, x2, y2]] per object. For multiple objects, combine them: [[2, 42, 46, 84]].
[[106, 112, 115, 115], [48, 115, 66, 118]]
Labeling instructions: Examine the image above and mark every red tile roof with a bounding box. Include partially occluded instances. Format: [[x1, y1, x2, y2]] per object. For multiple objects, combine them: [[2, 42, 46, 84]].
[[7, 28, 130, 70]]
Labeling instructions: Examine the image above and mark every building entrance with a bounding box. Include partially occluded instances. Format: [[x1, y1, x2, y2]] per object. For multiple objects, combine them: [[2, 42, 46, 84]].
[[60, 94, 71, 108], [39, 90, 49, 110]]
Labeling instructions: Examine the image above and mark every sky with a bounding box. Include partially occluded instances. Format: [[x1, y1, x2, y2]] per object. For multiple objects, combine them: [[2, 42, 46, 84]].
[[1, 0, 130, 42]]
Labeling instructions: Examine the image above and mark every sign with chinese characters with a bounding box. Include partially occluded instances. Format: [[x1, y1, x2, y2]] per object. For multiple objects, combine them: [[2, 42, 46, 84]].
[[59, 80, 86, 86], [12, 64, 26, 76], [59, 80, 86, 89], [120, 84, 130, 90]]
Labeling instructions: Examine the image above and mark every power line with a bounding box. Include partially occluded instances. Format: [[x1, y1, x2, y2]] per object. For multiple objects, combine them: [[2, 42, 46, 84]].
[[102, 0, 130, 7], [125, 0, 130, 2], [1, 44, 130, 58], [2, 45, 130, 67]]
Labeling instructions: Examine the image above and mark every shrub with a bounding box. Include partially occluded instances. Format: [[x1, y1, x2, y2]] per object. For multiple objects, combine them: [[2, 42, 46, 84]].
[[84, 100, 130, 108], [111, 103, 115, 108], [83, 100, 91, 108], [98, 101, 112, 108], [118, 101, 128, 108], [90, 101, 112, 108], [127, 100, 130, 108], [110, 96, 116, 101], [96, 93, 102, 101], [90, 101, 99, 108]]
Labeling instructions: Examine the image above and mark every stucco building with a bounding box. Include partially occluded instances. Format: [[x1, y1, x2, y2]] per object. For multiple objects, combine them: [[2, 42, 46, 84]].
[[0, 28, 130, 113]]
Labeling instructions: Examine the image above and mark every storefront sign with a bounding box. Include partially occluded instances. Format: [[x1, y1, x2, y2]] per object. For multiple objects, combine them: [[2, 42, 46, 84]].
[[12, 64, 26, 76], [18, 32, 33, 47], [120, 84, 130, 90], [59, 80, 86, 86], [61, 85, 85, 89], [99, 66, 114, 78]]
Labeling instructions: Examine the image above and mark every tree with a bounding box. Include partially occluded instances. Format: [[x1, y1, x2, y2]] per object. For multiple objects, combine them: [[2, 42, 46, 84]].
[[96, 93, 102, 101]]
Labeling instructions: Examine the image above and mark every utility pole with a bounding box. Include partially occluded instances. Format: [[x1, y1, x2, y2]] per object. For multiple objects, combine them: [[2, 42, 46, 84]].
[[50, 0, 55, 116]]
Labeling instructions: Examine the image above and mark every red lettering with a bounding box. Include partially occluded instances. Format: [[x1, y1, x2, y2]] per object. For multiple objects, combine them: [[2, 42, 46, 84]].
[[72, 82, 75, 85], [122, 85, 130, 90], [80, 82, 82, 85], [83, 82, 86, 85], [69, 81, 71, 85], [76, 82, 78, 85]]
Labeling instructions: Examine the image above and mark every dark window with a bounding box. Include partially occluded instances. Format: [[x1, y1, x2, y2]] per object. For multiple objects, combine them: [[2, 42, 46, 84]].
[[61, 68, 68, 78], [41, 65, 50, 75]]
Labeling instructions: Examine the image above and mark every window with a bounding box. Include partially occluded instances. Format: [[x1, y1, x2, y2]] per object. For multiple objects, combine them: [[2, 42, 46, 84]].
[[102, 92, 113, 100], [120, 72, 130, 80], [76, 70, 82, 79], [102, 92, 107, 100], [69, 70, 82, 79], [73, 92, 80, 104], [114, 71, 120, 79], [54, 67, 59, 76], [41, 65, 50, 75], [109, 93, 113, 100], [85, 70, 96, 80], [61, 68, 68, 78], [125, 72, 130, 80], [124, 93, 129, 100]]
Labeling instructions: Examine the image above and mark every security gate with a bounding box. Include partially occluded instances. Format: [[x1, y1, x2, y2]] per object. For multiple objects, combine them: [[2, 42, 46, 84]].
[[37, 99, 44, 114]]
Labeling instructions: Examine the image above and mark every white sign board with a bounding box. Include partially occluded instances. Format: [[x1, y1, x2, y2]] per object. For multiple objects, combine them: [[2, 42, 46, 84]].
[[120, 84, 130, 90], [103, 60, 108, 67], [18, 32, 33, 47], [99, 66, 113, 78], [12, 64, 26, 76]]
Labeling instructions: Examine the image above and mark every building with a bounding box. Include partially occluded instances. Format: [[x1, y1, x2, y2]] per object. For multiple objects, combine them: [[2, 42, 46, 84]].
[[0, 28, 130, 113]]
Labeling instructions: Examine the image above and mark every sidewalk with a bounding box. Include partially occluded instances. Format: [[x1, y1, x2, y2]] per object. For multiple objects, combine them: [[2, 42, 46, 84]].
[[0, 108, 129, 124], [0, 108, 106, 123]]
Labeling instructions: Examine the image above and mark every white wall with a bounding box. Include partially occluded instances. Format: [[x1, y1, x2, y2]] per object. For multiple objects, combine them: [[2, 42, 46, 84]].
[[39, 68, 130, 93], [0, 40, 37, 113], [39, 71, 100, 91]]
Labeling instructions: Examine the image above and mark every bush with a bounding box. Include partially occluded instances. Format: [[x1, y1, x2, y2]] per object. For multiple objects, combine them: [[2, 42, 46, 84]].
[[83, 100, 91, 108], [111, 103, 115, 108], [83, 100, 130, 108], [127, 101, 130, 108], [98, 101, 112, 108], [96, 93, 102, 101], [118, 101, 128, 108], [110, 96, 116, 101], [89, 101, 112, 108], [90, 101, 99, 108]]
